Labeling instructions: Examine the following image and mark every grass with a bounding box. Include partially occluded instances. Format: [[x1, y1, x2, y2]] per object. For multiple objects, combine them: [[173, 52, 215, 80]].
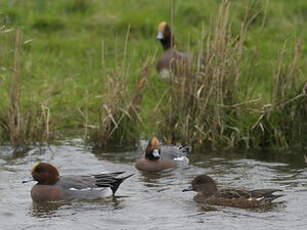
[[0, 0, 306, 150]]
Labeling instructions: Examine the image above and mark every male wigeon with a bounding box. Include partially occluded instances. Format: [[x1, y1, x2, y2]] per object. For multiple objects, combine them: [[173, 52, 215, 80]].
[[156, 22, 193, 79], [23, 162, 133, 202], [183, 175, 283, 209], [135, 137, 190, 172]]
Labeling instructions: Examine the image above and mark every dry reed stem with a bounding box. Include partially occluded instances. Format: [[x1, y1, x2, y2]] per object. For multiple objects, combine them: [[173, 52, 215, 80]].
[[8, 29, 21, 146], [1, 29, 53, 146], [90, 61, 149, 148]]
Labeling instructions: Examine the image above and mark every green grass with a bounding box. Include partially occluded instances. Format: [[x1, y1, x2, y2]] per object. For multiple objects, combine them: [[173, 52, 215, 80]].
[[0, 0, 306, 148]]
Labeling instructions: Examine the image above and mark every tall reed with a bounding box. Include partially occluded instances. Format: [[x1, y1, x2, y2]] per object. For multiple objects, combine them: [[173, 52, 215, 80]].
[[8, 29, 22, 146], [88, 63, 149, 149], [0, 29, 52, 147]]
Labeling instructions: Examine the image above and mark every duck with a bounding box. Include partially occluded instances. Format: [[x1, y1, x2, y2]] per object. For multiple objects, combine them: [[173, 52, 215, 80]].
[[23, 162, 133, 202], [156, 22, 193, 79], [183, 174, 283, 209], [135, 136, 190, 172]]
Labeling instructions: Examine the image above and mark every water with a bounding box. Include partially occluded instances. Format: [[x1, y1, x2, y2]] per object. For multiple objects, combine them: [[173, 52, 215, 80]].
[[1, 139, 307, 230]]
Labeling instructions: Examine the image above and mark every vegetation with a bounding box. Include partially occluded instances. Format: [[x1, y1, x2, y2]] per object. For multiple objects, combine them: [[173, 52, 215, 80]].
[[0, 0, 306, 150]]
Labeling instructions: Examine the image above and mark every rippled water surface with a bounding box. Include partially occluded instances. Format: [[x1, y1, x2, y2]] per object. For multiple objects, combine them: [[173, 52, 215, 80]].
[[1, 139, 307, 230]]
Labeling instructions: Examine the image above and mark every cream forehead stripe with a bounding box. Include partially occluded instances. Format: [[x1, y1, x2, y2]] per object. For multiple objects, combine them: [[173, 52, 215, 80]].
[[150, 137, 160, 146], [31, 162, 41, 173], [158, 22, 167, 32]]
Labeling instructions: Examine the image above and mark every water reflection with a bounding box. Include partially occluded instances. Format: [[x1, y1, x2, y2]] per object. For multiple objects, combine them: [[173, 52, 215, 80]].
[[30, 196, 127, 218], [138, 170, 177, 191], [31, 201, 66, 218], [198, 201, 287, 213]]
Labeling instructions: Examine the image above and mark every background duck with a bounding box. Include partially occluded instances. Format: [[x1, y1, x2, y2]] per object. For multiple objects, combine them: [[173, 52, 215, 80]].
[[135, 136, 190, 172], [23, 162, 133, 202], [156, 22, 193, 79], [183, 174, 283, 209]]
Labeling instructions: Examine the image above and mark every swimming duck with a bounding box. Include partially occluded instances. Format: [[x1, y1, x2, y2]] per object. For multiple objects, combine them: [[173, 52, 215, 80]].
[[183, 174, 283, 209], [23, 162, 133, 202], [156, 22, 193, 79], [135, 136, 190, 172]]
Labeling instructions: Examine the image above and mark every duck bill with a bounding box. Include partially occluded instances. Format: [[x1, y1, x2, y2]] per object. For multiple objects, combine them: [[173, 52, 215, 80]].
[[156, 32, 164, 40], [22, 178, 34, 183], [182, 186, 193, 192]]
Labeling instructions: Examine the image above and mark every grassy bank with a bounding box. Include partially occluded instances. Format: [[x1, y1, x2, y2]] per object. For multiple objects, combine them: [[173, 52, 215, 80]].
[[0, 0, 306, 150]]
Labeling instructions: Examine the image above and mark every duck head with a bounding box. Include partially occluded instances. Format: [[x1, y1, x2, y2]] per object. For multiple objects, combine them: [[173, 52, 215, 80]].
[[156, 22, 174, 50], [26, 162, 60, 185], [183, 175, 217, 197], [145, 136, 161, 161]]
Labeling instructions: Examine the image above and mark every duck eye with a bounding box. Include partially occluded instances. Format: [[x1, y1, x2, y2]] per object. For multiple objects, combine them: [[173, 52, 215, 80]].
[[34, 166, 44, 173]]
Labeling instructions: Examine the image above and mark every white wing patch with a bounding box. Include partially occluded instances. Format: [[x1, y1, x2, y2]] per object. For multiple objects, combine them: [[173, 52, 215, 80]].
[[247, 197, 264, 201], [174, 156, 185, 161], [69, 187, 104, 191], [173, 156, 189, 164]]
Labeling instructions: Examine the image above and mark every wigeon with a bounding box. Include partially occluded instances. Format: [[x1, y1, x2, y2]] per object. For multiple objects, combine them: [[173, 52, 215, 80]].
[[183, 174, 283, 209], [135, 137, 190, 172], [23, 162, 133, 202], [156, 22, 193, 79]]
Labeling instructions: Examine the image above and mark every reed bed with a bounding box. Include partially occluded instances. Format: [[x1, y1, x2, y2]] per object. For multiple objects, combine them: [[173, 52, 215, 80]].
[[0, 0, 306, 151], [157, 1, 306, 150], [88, 63, 149, 149]]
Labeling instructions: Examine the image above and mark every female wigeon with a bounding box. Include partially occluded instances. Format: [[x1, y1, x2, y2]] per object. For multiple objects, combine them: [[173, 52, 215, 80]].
[[23, 162, 133, 202], [183, 175, 283, 209], [156, 22, 193, 79], [135, 137, 190, 172]]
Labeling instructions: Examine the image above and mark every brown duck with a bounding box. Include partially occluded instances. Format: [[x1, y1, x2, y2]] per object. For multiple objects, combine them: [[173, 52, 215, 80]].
[[135, 137, 190, 172], [23, 162, 133, 202], [183, 174, 283, 209], [156, 22, 193, 79]]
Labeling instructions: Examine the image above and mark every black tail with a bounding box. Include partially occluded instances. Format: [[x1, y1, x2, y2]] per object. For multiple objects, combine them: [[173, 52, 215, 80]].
[[110, 174, 134, 196], [94, 172, 133, 196], [266, 194, 283, 202], [251, 189, 283, 202]]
